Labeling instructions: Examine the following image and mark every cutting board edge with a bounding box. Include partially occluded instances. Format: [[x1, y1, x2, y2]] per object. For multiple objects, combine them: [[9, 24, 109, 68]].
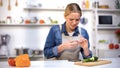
[[74, 60, 112, 67]]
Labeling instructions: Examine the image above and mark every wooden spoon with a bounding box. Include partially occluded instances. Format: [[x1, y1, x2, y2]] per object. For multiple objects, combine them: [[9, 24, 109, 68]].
[[8, 0, 11, 11], [0, 0, 3, 6], [15, 0, 18, 6]]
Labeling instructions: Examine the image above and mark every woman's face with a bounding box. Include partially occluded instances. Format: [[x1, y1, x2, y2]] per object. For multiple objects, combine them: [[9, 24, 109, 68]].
[[65, 12, 81, 32]]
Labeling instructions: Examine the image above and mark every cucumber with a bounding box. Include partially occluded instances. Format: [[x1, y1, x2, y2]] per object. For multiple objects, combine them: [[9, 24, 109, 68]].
[[82, 56, 98, 62], [94, 56, 98, 61]]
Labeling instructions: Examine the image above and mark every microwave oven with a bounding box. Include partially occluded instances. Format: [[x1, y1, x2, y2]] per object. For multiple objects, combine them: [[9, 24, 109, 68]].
[[98, 14, 116, 26]]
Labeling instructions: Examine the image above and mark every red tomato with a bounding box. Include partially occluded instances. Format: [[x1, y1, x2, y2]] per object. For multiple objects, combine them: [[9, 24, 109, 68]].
[[8, 58, 16, 66], [115, 44, 119, 49], [25, 19, 30, 24], [109, 43, 114, 49]]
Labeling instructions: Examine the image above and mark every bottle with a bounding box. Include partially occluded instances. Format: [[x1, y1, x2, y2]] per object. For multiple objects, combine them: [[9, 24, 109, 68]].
[[6, 16, 12, 24], [82, 0, 86, 9], [85, 0, 90, 9], [115, 0, 120, 9], [93, 1, 99, 8]]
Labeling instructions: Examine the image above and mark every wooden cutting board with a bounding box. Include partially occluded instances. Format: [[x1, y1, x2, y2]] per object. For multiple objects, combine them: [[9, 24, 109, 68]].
[[74, 60, 112, 67]]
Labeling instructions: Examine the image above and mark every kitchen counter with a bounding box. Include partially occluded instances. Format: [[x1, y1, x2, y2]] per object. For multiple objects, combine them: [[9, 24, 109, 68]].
[[0, 58, 120, 68]]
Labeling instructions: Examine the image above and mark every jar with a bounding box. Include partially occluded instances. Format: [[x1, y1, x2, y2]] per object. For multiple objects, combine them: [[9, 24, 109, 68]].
[[85, 0, 90, 9], [15, 48, 23, 56], [6, 16, 12, 24]]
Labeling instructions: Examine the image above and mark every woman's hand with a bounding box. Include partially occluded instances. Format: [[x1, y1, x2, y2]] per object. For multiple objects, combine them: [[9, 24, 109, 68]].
[[77, 36, 88, 49], [63, 41, 78, 49], [58, 41, 78, 53], [77, 36, 89, 56]]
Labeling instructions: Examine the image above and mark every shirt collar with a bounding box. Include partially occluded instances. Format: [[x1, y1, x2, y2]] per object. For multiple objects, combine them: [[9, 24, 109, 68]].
[[61, 22, 80, 36]]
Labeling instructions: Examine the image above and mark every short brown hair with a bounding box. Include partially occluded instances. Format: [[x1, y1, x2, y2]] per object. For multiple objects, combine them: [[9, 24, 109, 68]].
[[64, 3, 82, 17]]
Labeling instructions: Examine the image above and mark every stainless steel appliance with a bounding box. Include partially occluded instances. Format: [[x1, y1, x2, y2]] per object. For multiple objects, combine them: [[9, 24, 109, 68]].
[[0, 34, 10, 57], [15, 48, 30, 56]]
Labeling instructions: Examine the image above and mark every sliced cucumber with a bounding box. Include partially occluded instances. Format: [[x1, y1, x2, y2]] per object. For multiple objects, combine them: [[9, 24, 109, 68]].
[[82, 56, 98, 62]]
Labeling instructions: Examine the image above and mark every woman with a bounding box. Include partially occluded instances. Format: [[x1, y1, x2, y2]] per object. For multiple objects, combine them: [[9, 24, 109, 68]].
[[44, 3, 92, 61]]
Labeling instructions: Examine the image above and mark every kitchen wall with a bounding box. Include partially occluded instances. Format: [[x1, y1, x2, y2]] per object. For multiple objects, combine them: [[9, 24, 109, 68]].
[[0, 0, 119, 56]]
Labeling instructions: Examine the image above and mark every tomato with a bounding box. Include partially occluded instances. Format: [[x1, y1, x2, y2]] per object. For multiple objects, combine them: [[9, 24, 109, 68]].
[[8, 58, 16, 66], [109, 43, 114, 49], [114, 44, 119, 49], [25, 19, 30, 24]]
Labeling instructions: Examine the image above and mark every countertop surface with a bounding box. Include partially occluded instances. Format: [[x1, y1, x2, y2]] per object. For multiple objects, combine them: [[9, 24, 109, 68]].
[[0, 58, 120, 68]]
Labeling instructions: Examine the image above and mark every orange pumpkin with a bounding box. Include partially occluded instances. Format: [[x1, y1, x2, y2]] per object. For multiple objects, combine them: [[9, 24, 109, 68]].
[[39, 19, 45, 24], [15, 54, 31, 67]]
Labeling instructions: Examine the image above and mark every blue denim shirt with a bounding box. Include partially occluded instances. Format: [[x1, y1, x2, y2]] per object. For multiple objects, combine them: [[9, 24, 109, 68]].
[[44, 22, 92, 59]]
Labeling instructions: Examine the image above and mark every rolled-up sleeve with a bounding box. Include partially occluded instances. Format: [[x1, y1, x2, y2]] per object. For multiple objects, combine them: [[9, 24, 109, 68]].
[[81, 50, 92, 59], [52, 46, 58, 56], [44, 26, 56, 58], [44, 25, 60, 59]]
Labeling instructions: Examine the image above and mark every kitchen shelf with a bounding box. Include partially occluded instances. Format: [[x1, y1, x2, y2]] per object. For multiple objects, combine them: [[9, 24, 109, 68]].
[[0, 24, 59, 26], [24, 7, 65, 11], [24, 7, 120, 12], [95, 9, 120, 13], [24, 7, 93, 12], [97, 26, 120, 30]]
